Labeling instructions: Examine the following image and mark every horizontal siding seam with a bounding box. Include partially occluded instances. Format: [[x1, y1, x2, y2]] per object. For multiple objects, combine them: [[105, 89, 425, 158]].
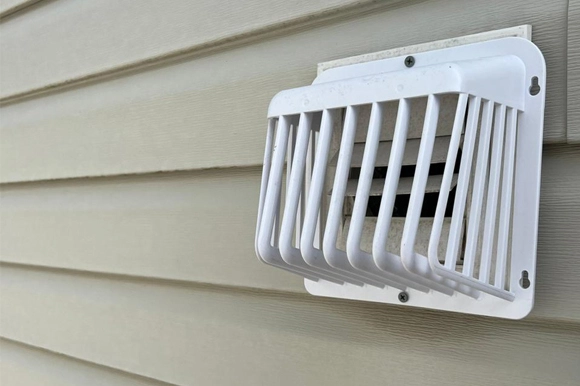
[[2, 260, 580, 327], [0, 163, 264, 185], [0, 259, 305, 299], [0, 0, 404, 105], [1, 143, 570, 188], [0, 0, 43, 19], [0, 337, 178, 386]]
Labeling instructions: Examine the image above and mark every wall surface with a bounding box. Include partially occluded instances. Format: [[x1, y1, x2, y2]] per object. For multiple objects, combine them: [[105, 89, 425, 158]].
[[1, 0, 579, 385]]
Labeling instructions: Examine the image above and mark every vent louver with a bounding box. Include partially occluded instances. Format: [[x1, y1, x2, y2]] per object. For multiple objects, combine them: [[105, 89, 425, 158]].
[[255, 37, 545, 319]]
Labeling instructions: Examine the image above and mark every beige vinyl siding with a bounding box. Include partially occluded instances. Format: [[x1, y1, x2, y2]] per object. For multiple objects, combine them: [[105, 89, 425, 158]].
[[2, 146, 580, 323], [0, 0, 400, 101], [1, 0, 580, 385], [568, 0, 580, 143], [0, 0, 40, 18], [0, 167, 300, 293], [0, 339, 172, 386], [0, 0, 571, 184], [2, 265, 580, 386]]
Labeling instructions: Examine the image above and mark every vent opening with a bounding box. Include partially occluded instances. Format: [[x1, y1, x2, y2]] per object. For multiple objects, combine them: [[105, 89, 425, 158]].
[[348, 148, 463, 218]]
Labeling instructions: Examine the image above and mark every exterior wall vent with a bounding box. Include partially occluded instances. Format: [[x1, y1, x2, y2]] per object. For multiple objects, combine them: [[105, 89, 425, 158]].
[[255, 34, 545, 319]]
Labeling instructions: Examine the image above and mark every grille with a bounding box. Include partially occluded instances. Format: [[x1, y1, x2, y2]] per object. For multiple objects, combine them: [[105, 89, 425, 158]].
[[255, 37, 545, 319]]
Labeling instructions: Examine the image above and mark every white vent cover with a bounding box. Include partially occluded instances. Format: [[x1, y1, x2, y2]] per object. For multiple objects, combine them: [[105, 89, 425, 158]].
[[255, 37, 545, 319]]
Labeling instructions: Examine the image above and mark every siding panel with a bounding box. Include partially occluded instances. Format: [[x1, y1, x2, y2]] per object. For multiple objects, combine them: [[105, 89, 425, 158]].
[[0, 0, 569, 183], [0, 339, 172, 386], [568, 0, 580, 143], [0, 167, 301, 293], [2, 265, 580, 386], [2, 146, 580, 322], [0, 0, 397, 100], [0, 0, 41, 18]]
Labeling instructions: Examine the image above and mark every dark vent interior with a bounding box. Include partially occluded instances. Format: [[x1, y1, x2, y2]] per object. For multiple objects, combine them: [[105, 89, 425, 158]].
[[349, 148, 462, 217]]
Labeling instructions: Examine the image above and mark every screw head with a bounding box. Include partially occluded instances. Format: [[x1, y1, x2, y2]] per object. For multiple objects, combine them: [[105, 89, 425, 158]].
[[398, 291, 409, 303], [404, 56, 415, 68]]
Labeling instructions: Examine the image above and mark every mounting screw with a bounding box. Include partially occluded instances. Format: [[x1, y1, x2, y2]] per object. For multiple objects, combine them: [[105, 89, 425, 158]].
[[404, 56, 415, 68], [398, 291, 409, 303]]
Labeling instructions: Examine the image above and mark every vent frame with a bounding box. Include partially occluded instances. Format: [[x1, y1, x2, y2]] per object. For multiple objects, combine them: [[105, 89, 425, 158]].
[[256, 36, 545, 319]]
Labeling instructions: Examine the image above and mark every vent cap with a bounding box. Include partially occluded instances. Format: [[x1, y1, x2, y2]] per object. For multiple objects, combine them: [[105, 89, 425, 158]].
[[255, 37, 545, 319]]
